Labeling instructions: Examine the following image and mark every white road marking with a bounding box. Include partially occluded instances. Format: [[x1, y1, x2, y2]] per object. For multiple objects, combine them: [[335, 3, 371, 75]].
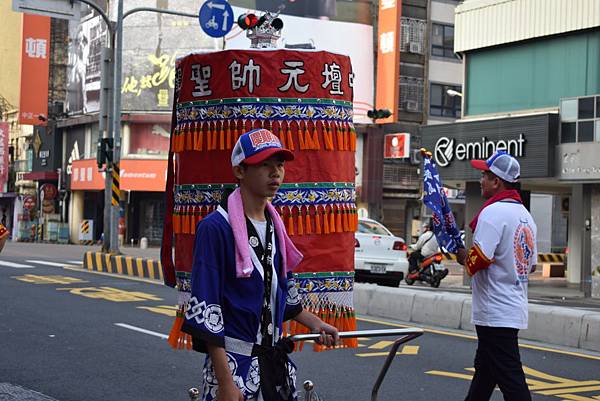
[[66, 260, 84, 265], [114, 323, 168, 340], [0, 260, 35, 269], [25, 260, 79, 268]]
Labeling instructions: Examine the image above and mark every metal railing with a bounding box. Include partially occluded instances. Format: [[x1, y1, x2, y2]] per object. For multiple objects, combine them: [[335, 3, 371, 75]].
[[187, 328, 424, 401]]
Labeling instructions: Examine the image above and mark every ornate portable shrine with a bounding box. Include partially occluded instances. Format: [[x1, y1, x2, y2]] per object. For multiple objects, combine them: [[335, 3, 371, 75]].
[[162, 43, 358, 349]]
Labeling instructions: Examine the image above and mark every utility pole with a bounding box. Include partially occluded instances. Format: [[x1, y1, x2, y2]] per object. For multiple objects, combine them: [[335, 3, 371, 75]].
[[109, 0, 124, 254], [99, 47, 113, 252]]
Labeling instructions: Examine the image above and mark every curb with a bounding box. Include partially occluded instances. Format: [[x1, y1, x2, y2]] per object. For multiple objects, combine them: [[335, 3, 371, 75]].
[[83, 251, 164, 282], [354, 283, 600, 353]]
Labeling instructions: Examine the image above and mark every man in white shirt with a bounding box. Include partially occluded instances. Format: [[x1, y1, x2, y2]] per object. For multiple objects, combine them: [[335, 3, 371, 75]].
[[457, 150, 537, 401]]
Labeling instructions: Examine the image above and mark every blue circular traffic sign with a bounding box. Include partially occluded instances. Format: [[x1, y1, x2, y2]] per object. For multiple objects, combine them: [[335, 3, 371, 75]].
[[199, 0, 234, 38]]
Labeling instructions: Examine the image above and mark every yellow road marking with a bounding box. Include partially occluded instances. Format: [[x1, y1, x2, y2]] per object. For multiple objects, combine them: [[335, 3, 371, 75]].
[[538, 386, 600, 396], [524, 366, 584, 383], [357, 316, 600, 361], [137, 305, 178, 317], [560, 395, 600, 401], [56, 286, 162, 302], [12, 274, 87, 285], [369, 340, 394, 350], [356, 345, 420, 357], [426, 370, 473, 381], [401, 345, 420, 355]]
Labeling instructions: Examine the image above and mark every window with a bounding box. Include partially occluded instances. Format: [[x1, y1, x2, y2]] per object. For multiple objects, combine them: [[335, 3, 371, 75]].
[[357, 220, 392, 236], [560, 122, 576, 143], [560, 96, 600, 143], [400, 17, 426, 54], [432, 23, 458, 59], [578, 121, 594, 142], [430, 83, 461, 118], [578, 97, 594, 119], [399, 76, 424, 112]]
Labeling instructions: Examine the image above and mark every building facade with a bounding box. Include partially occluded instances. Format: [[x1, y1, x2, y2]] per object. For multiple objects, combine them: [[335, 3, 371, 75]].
[[421, 0, 600, 297]]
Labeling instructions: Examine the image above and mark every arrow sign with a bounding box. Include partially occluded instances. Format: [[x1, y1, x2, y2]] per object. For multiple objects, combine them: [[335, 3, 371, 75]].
[[207, 1, 225, 10], [198, 0, 234, 38]]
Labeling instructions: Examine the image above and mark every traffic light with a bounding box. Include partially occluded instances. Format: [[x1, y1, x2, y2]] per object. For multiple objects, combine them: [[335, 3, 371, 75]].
[[237, 13, 259, 29], [367, 109, 392, 120], [237, 12, 283, 32], [96, 138, 113, 169]]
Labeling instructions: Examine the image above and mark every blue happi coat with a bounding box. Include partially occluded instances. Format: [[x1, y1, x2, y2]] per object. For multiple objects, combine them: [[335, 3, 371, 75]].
[[182, 206, 303, 401]]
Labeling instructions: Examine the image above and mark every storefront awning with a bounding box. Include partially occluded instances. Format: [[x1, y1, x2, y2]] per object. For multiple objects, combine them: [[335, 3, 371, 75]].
[[71, 159, 167, 192]]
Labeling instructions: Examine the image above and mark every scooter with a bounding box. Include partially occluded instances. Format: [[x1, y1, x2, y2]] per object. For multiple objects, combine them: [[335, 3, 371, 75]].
[[404, 252, 448, 288]]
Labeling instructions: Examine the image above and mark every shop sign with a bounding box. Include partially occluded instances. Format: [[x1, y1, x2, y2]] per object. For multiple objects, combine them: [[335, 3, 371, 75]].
[[384, 133, 410, 159], [434, 134, 526, 167], [557, 143, 600, 181], [421, 114, 557, 181]]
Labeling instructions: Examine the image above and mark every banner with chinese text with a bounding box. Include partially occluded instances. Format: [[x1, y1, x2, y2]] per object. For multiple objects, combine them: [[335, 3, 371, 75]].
[[375, 0, 401, 123], [19, 14, 50, 125], [0, 123, 9, 191]]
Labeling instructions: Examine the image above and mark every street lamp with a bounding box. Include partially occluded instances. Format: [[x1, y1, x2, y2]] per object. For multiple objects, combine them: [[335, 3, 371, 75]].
[[446, 89, 463, 98]]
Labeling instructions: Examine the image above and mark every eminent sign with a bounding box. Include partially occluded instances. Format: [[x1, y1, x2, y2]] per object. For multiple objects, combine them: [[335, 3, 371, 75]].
[[434, 134, 526, 167], [421, 114, 558, 181]]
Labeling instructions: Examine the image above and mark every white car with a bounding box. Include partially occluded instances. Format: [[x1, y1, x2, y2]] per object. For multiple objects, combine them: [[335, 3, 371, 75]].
[[354, 217, 410, 287]]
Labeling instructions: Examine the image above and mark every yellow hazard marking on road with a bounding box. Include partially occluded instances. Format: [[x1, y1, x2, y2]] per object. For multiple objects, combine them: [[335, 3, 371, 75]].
[[427, 366, 600, 400], [56, 286, 162, 302], [137, 305, 178, 317], [115, 257, 124, 275], [136, 258, 144, 278], [357, 316, 600, 362], [12, 275, 88, 285], [356, 345, 420, 357], [95, 253, 103, 272], [86, 252, 93, 270], [125, 256, 134, 276], [368, 340, 394, 350]]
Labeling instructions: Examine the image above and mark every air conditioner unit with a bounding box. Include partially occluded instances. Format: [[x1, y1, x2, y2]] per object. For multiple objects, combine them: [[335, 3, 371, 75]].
[[406, 101, 419, 112], [409, 42, 422, 54]]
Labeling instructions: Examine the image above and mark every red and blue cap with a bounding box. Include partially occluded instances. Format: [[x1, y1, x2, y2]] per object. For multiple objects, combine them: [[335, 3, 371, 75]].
[[470, 150, 520, 183], [231, 128, 294, 167]]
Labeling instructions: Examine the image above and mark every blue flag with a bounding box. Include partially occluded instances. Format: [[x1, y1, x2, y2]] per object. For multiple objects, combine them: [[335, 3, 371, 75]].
[[422, 154, 464, 253]]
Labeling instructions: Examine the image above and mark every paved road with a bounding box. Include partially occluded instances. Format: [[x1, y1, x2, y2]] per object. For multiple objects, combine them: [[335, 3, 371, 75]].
[[2, 251, 600, 401]]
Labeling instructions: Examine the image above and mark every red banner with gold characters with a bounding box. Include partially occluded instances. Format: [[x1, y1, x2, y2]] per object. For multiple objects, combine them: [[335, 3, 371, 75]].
[[163, 49, 358, 349], [0, 122, 9, 191]]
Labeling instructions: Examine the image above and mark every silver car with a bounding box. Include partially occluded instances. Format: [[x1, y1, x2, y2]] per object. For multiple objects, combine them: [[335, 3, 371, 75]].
[[354, 217, 409, 287]]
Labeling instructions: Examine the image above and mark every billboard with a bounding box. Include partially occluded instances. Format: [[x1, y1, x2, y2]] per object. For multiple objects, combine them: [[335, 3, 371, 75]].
[[0, 123, 9, 191], [119, 0, 222, 112], [66, 15, 107, 114], [19, 14, 51, 125], [225, 6, 374, 124]]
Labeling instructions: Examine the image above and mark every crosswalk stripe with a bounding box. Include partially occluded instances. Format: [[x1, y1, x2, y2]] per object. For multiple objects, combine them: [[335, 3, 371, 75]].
[[0, 260, 35, 269], [25, 260, 79, 268]]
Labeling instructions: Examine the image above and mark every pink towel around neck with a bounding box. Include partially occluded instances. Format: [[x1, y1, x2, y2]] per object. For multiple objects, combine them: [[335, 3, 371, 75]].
[[227, 188, 303, 278]]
